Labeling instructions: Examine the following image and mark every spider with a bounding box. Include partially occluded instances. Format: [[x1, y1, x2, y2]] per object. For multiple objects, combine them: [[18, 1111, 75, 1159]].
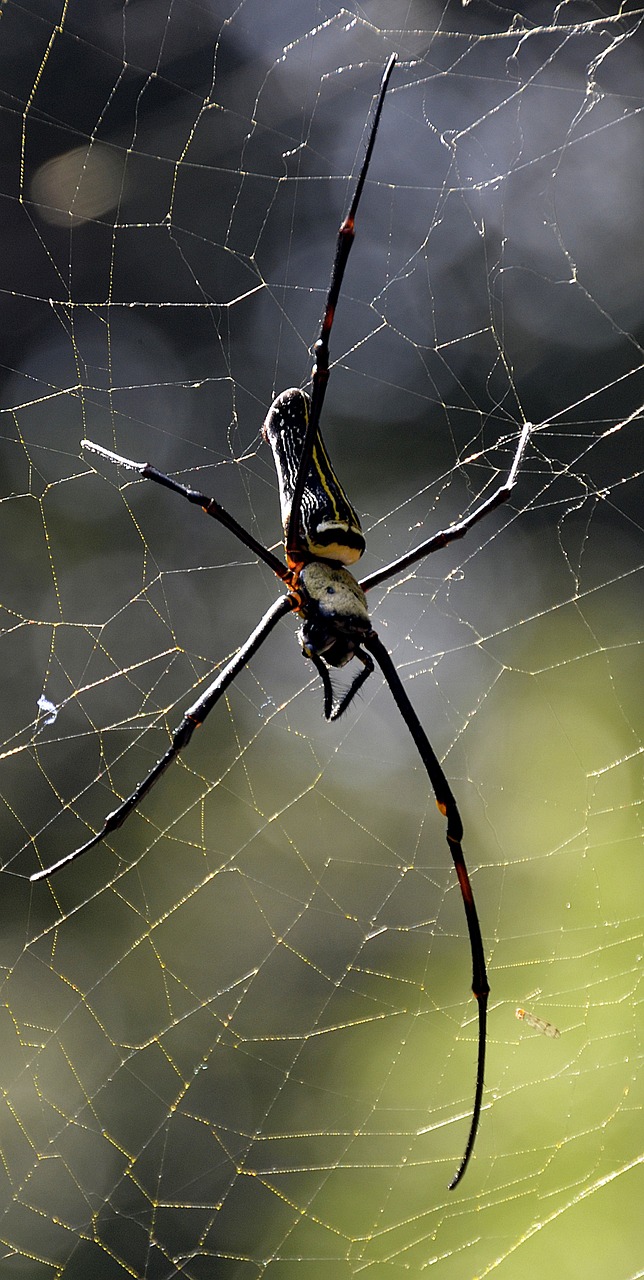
[[31, 54, 531, 1189]]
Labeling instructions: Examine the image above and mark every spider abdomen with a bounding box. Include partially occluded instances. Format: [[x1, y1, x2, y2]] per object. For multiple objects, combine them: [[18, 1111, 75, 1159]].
[[262, 387, 365, 565]]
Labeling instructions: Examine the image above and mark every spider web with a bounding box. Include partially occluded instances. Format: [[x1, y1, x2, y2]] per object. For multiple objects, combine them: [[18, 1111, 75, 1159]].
[[1, 2, 642, 1276]]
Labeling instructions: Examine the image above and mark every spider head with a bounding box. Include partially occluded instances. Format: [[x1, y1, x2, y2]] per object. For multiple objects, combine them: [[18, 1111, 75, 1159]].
[[297, 560, 371, 668]]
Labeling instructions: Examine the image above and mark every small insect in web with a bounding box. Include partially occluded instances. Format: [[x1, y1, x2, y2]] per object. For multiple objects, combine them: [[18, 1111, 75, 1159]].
[[516, 1008, 561, 1039], [31, 54, 532, 1189]]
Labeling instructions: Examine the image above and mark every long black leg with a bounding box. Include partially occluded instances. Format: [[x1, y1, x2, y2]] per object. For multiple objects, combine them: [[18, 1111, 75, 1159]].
[[363, 629, 489, 1190], [307, 647, 374, 720], [82, 440, 291, 583], [31, 595, 296, 881], [360, 421, 531, 593], [286, 53, 396, 560]]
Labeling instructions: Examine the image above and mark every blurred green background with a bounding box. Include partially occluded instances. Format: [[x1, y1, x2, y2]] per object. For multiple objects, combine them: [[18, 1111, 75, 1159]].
[[0, 3, 641, 1277]]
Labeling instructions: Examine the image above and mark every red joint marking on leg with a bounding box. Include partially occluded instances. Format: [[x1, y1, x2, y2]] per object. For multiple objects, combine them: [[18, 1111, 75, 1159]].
[[322, 306, 335, 334], [285, 555, 305, 577], [455, 863, 474, 905], [281, 577, 304, 611], [436, 800, 448, 817]]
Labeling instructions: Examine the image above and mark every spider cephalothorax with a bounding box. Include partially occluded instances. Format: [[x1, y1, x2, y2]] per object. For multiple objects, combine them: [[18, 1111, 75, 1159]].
[[297, 560, 370, 666], [295, 560, 373, 720]]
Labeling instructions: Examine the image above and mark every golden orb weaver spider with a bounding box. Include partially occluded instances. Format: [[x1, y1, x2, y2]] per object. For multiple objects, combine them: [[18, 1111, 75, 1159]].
[[31, 54, 531, 1189]]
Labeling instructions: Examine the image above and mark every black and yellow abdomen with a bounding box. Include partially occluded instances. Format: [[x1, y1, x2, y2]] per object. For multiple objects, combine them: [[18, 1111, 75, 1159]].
[[262, 387, 365, 565]]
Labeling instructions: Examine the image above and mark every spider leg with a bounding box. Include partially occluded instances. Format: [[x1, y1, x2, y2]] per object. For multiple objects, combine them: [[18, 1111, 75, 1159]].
[[363, 629, 489, 1190], [306, 651, 335, 719], [360, 420, 532, 593], [286, 54, 396, 560], [82, 440, 291, 583], [31, 595, 296, 881], [307, 647, 374, 720]]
